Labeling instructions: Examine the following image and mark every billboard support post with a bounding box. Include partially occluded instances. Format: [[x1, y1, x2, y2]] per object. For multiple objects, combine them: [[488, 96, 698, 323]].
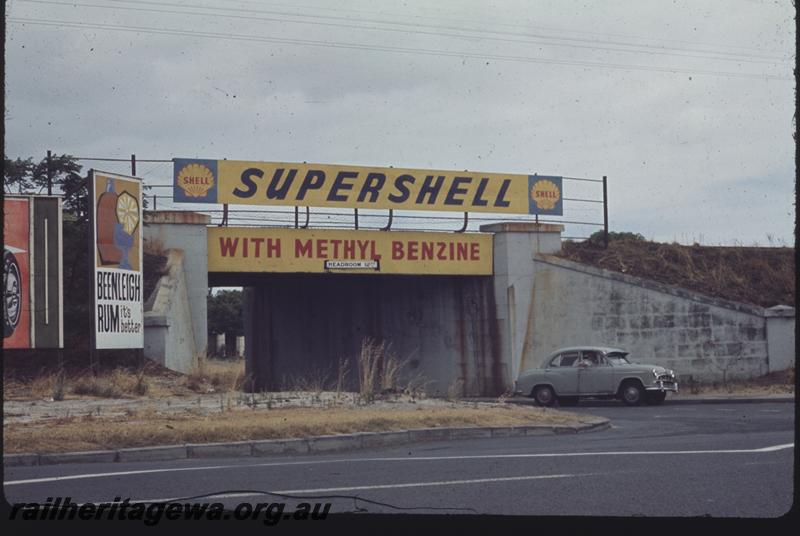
[[88, 174, 98, 374]]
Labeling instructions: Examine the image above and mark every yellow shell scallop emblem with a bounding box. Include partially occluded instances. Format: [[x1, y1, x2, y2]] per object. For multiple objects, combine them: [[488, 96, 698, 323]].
[[177, 163, 215, 198], [115, 191, 140, 235], [530, 179, 561, 210]]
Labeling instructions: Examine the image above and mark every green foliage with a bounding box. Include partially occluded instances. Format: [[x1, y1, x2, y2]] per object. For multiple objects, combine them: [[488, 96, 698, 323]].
[[4, 153, 87, 216], [586, 230, 646, 246], [4, 156, 36, 192], [207, 290, 244, 336]]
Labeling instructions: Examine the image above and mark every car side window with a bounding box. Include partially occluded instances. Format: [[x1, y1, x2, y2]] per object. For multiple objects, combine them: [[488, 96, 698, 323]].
[[559, 352, 580, 367], [580, 351, 600, 366]]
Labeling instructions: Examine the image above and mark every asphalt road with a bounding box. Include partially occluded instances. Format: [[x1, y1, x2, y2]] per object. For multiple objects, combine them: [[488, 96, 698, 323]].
[[3, 402, 795, 520]]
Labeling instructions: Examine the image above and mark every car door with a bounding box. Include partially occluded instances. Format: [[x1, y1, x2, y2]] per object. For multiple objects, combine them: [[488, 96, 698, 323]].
[[577, 351, 617, 394], [548, 351, 581, 395]]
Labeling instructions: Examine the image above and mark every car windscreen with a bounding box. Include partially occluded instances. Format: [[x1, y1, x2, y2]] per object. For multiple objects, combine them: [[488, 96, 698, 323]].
[[605, 352, 630, 365]]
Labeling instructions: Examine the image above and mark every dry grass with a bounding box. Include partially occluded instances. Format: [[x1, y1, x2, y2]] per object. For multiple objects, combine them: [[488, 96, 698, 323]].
[[3, 361, 184, 401], [683, 367, 795, 395], [357, 337, 409, 401], [185, 357, 247, 393], [558, 237, 794, 308], [2, 404, 588, 454], [4, 372, 64, 400]]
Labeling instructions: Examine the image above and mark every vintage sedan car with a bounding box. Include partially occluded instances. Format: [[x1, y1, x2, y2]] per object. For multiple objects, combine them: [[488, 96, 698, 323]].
[[514, 346, 678, 406]]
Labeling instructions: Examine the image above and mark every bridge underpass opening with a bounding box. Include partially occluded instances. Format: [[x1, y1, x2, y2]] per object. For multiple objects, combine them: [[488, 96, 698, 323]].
[[207, 227, 505, 396], [242, 273, 503, 396]]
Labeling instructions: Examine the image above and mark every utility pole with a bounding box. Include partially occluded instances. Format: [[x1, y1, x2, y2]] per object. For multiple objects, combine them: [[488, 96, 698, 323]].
[[603, 176, 609, 248], [47, 150, 53, 196]]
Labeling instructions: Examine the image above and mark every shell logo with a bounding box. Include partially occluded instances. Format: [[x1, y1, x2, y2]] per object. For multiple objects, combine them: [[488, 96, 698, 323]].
[[530, 179, 561, 210], [177, 163, 215, 198]]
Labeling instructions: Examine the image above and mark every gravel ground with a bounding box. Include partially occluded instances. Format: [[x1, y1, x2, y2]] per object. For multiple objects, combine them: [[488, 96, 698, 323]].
[[5, 385, 793, 426], [2, 391, 507, 425]]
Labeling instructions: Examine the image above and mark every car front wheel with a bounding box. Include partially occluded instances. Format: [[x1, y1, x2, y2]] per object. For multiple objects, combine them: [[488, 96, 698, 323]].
[[620, 382, 644, 406], [533, 385, 556, 407]]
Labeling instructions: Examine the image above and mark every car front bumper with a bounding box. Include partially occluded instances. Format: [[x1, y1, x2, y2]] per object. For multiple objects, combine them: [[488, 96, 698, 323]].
[[645, 380, 679, 393]]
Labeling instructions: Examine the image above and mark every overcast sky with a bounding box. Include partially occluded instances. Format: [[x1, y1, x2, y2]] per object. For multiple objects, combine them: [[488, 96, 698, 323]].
[[5, 0, 795, 245]]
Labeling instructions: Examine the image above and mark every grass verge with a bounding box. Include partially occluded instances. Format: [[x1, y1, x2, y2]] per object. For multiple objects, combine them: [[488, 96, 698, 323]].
[[3, 358, 247, 401], [2, 405, 589, 454]]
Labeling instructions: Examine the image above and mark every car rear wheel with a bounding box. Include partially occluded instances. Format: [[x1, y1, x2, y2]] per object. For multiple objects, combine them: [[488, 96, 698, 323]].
[[620, 381, 644, 406], [533, 385, 556, 407], [645, 391, 667, 405]]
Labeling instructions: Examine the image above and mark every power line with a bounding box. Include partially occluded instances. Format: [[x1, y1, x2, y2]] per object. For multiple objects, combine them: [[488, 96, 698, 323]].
[[138, 161, 171, 178], [210, 0, 788, 56], [16, 0, 789, 65], [73, 157, 172, 162], [8, 17, 790, 80], [91, 0, 792, 60]]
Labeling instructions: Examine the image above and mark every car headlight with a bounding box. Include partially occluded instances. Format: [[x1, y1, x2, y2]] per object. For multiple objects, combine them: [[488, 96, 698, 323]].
[[652, 369, 660, 378]]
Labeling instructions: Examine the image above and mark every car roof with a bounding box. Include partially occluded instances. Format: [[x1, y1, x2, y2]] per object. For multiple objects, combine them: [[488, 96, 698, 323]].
[[548, 346, 628, 356]]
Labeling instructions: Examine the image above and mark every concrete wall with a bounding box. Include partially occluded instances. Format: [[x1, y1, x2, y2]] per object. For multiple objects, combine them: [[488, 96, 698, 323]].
[[480, 223, 565, 389], [526, 254, 793, 383], [142, 210, 793, 389], [143, 249, 197, 373], [245, 273, 503, 396], [765, 306, 796, 373], [143, 212, 209, 358]]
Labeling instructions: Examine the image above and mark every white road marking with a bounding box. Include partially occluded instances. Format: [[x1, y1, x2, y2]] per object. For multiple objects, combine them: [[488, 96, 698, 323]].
[[5, 443, 793, 487], [127, 473, 583, 503]]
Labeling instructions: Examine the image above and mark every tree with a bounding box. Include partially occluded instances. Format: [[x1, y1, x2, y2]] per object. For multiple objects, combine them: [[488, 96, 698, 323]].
[[3, 156, 35, 193], [3, 153, 87, 216], [207, 290, 244, 336]]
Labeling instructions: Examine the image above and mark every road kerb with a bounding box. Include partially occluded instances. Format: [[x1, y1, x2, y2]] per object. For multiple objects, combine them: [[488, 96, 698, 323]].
[[361, 431, 412, 448], [3, 419, 610, 467], [3, 454, 40, 467], [39, 450, 118, 465], [449, 427, 493, 439], [307, 434, 363, 453], [252, 438, 310, 456], [490, 427, 527, 438], [117, 445, 188, 463], [187, 441, 253, 459], [408, 427, 451, 442]]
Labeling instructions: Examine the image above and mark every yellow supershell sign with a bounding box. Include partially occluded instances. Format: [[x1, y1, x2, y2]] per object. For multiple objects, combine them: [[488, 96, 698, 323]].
[[208, 228, 493, 275], [174, 158, 562, 215]]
